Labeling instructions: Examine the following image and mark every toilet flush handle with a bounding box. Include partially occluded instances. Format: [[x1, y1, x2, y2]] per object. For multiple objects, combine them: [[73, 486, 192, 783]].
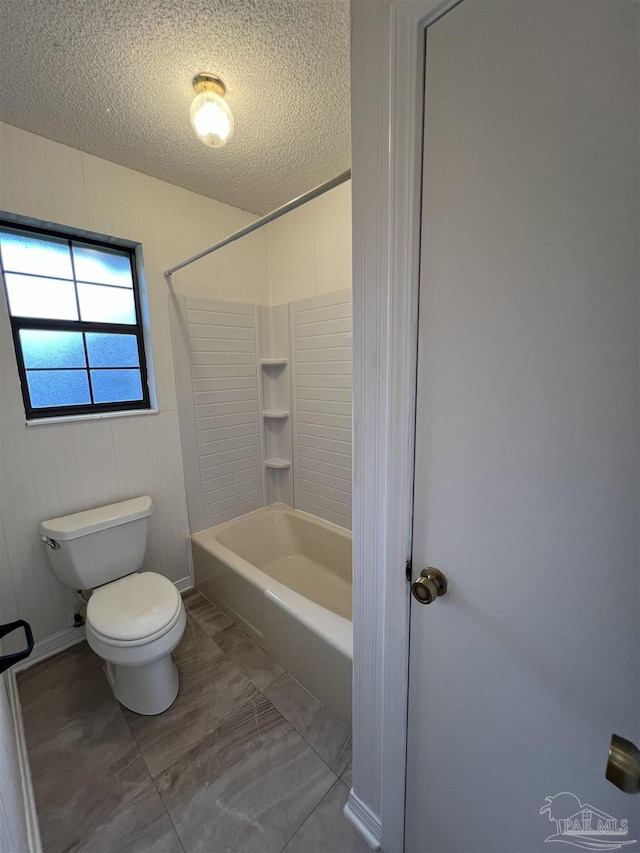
[[41, 535, 61, 550]]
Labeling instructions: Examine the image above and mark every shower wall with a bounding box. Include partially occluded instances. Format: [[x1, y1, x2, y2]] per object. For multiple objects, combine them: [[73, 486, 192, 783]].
[[171, 295, 264, 534], [188, 298, 263, 529], [172, 181, 352, 533], [291, 290, 352, 529]]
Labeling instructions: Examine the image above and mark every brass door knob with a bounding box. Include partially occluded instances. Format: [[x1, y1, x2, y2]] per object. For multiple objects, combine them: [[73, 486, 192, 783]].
[[411, 568, 448, 605], [606, 734, 640, 794]]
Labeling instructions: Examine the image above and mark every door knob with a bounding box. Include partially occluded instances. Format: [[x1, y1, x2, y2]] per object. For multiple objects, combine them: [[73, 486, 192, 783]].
[[411, 567, 448, 605], [606, 734, 640, 793]]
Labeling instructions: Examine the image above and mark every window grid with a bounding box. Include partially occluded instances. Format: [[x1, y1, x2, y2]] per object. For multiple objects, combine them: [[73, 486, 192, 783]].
[[0, 269, 135, 290], [0, 220, 151, 419]]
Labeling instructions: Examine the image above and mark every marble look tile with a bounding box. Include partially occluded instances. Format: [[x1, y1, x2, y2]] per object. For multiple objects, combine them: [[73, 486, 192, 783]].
[[282, 779, 370, 853], [124, 616, 260, 777], [264, 673, 351, 776], [18, 644, 169, 853], [172, 611, 225, 674], [18, 642, 112, 745], [157, 692, 336, 853], [65, 782, 184, 853], [214, 624, 284, 691], [342, 759, 353, 788], [182, 588, 232, 637]]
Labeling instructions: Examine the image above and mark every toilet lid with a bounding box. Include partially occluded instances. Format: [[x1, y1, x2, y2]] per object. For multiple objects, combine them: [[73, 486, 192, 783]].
[[87, 572, 181, 642]]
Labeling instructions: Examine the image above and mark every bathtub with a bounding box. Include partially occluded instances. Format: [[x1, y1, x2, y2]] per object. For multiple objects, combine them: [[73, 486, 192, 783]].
[[190, 504, 352, 727]]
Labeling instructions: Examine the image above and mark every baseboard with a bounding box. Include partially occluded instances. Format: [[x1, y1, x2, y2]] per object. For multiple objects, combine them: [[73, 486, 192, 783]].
[[344, 790, 382, 850], [13, 625, 86, 674], [6, 671, 42, 852], [175, 575, 193, 593]]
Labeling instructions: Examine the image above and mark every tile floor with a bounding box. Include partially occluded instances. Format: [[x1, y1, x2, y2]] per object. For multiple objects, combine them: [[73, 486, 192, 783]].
[[18, 590, 367, 853]]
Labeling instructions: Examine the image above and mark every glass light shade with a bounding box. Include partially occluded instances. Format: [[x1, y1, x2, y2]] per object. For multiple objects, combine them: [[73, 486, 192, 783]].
[[190, 90, 234, 148]]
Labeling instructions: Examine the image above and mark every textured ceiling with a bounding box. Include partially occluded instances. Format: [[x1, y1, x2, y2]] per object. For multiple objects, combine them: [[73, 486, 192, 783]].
[[0, 0, 350, 215]]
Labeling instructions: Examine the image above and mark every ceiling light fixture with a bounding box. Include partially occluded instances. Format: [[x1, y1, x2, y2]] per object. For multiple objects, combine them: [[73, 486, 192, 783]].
[[190, 72, 234, 148]]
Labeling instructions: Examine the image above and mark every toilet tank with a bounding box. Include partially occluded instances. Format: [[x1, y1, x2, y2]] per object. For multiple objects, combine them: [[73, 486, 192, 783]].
[[40, 496, 153, 590]]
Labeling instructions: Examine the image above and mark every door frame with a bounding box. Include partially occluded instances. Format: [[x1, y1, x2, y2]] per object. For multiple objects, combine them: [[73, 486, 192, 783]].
[[349, 1, 461, 850]]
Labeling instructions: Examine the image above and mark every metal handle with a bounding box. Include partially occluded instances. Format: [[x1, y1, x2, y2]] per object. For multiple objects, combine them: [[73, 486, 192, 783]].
[[411, 567, 448, 605], [41, 535, 60, 550], [606, 734, 640, 794]]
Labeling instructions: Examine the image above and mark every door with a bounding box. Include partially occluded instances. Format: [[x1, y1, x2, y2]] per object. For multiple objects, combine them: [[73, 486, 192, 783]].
[[405, 2, 640, 851]]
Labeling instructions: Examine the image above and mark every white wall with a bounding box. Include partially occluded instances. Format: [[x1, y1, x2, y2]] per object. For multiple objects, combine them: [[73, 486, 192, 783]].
[[0, 513, 18, 644], [182, 296, 264, 532], [172, 226, 269, 305], [292, 290, 352, 529], [265, 180, 352, 305], [0, 121, 268, 642]]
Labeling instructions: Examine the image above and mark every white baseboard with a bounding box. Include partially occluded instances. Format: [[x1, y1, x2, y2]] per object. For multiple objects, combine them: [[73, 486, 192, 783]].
[[344, 790, 382, 851], [175, 575, 193, 593], [13, 625, 86, 674], [6, 671, 42, 852]]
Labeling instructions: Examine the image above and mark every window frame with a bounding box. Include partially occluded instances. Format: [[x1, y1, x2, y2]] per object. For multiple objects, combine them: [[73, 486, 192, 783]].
[[0, 219, 151, 420]]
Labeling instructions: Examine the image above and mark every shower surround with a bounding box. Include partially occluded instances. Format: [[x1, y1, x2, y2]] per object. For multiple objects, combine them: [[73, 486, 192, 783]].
[[171, 289, 352, 535]]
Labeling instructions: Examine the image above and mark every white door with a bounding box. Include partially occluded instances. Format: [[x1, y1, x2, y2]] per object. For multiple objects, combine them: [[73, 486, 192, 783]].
[[405, 2, 640, 851]]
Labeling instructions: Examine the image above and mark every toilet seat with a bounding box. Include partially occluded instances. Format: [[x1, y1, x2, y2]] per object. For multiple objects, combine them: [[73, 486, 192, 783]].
[[87, 571, 182, 646]]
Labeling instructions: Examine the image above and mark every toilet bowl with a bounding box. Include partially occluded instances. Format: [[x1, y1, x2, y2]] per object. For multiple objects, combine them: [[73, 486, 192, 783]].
[[86, 571, 187, 715], [40, 496, 186, 716]]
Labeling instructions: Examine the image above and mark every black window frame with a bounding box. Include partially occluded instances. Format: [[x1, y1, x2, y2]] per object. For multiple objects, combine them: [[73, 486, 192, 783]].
[[0, 219, 151, 420]]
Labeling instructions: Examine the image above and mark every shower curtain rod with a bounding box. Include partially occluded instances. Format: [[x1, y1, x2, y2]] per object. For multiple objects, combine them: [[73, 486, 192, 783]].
[[164, 169, 351, 283]]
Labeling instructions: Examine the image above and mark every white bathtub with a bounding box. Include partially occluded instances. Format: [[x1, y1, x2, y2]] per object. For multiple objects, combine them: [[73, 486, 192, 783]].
[[190, 504, 352, 727]]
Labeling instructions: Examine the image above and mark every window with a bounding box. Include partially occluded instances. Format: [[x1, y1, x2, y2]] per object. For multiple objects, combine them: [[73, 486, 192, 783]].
[[0, 221, 151, 419]]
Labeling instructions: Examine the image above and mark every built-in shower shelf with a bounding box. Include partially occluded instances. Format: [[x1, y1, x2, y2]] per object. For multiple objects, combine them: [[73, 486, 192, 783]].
[[265, 458, 291, 469], [260, 358, 288, 367], [262, 410, 290, 419]]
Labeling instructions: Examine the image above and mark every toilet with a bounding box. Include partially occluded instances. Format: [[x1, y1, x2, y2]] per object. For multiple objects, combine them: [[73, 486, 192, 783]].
[[40, 496, 186, 715]]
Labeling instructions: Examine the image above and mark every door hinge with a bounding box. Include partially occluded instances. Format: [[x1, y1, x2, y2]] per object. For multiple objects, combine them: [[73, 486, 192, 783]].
[[405, 559, 412, 582]]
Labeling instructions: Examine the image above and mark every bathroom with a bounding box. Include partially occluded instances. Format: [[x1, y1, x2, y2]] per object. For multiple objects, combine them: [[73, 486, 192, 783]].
[[3, 2, 639, 852], [0, 1, 359, 850]]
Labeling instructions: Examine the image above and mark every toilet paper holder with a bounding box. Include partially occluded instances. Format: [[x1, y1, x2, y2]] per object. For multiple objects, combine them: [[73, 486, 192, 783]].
[[0, 620, 34, 674]]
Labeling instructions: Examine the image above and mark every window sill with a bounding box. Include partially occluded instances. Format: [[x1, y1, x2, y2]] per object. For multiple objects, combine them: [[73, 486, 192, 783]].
[[25, 408, 160, 427]]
